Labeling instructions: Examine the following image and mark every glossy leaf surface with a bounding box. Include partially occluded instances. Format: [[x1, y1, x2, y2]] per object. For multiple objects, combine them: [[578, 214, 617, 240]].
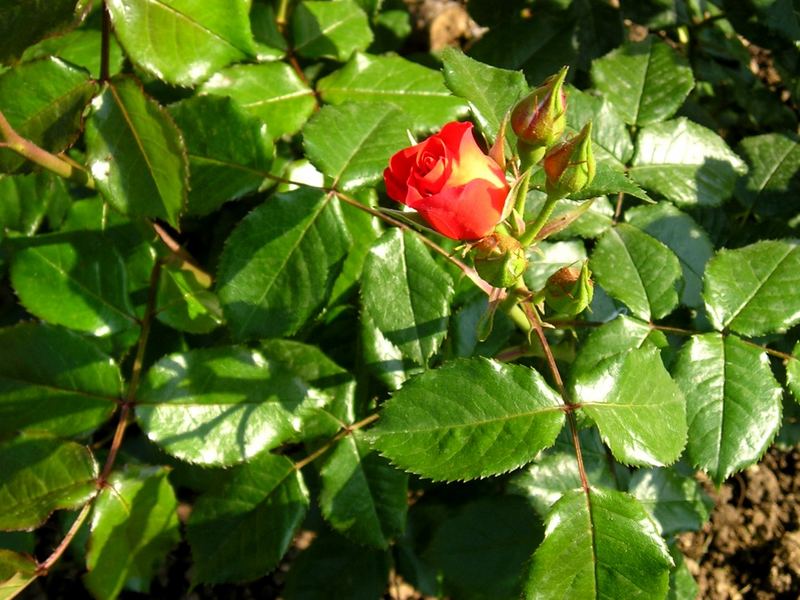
[[628, 468, 711, 536]]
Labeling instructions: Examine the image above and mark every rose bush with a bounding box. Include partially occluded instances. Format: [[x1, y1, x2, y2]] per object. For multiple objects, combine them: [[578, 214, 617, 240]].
[[383, 121, 509, 240]]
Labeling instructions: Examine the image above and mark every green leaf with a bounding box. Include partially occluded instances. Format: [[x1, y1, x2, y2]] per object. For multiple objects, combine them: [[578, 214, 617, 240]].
[[187, 453, 309, 584], [0, 323, 121, 437], [0, 0, 82, 63], [317, 53, 467, 132], [628, 468, 711, 535], [0, 549, 37, 600], [524, 193, 614, 240], [360, 305, 421, 391], [626, 202, 714, 309], [0, 435, 97, 530], [361, 229, 453, 367], [667, 544, 699, 600], [426, 496, 543, 600], [0, 57, 97, 173], [201, 62, 317, 139], [524, 240, 586, 291], [85, 77, 188, 227], [9, 231, 138, 335], [704, 240, 800, 336], [591, 36, 694, 126], [303, 102, 412, 191], [106, 0, 254, 86], [168, 95, 273, 216], [787, 341, 800, 404], [84, 467, 179, 599], [440, 47, 528, 144], [319, 430, 408, 548], [0, 172, 70, 236], [283, 531, 390, 600], [155, 262, 224, 334], [525, 487, 672, 599], [672, 333, 782, 484], [137, 346, 328, 466], [217, 188, 350, 340], [371, 357, 565, 481], [735, 133, 800, 218], [571, 163, 652, 202], [570, 315, 668, 385], [22, 28, 125, 80], [629, 118, 747, 207], [576, 346, 687, 467], [567, 86, 633, 168], [590, 223, 682, 320], [292, 0, 373, 61]]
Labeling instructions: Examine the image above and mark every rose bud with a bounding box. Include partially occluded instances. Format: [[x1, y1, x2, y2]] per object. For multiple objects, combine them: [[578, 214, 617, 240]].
[[511, 67, 568, 155], [473, 232, 528, 288], [543, 121, 596, 198], [383, 121, 510, 240], [544, 262, 594, 316]]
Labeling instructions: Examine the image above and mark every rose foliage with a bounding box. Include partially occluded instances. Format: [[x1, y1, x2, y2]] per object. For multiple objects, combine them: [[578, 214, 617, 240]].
[[0, 1, 799, 599]]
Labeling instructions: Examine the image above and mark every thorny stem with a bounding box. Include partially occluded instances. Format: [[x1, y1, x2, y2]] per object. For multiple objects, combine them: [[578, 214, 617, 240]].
[[293, 413, 380, 472], [36, 502, 94, 575]]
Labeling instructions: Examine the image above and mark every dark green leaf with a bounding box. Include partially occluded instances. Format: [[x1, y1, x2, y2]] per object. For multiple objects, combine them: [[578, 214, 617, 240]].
[[525, 487, 672, 599], [137, 346, 329, 466], [361, 229, 453, 367], [626, 202, 714, 309], [360, 305, 421, 391], [155, 262, 224, 334], [0, 0, 82, 63], [317, 53, 467, 131], [21, 28, 125, 80], [319, 430, 408, 548], [0, 323, 121, 437], [567, 85, 633, 168], [440, 47, 528, 144], [250, 1, 287, 60], [10, 231, 138, 335], [0, 435, 97, 530], [168, 95, 273, 216], [84, 467, 179, 599], [292, 0, 373, 61], [788, 341, 800, 404], [450, 293, 515, 359], [106, 0, 255, 86], [672, 333, 782, 484], [201, 62, 317, 139], [426, 496, 543, 600], [628, 468, 711, 535], [576, 346, 687, 467], [629, 118, 747, 207], [735, 133, 800, 218], [590, 223, 682, 320], [187, 453, 308, 584], [85, 77, 188, 227], [0, 549, 37, 599], [217, 188, 350, 340], [704, 240, 800, 336], [667, 544, 699, 600], [0, 57, 96, 173], [524, 240, 586, 291], [0, 172, 70, 236], [591, 36, 694, 126], [303, 102, 412, 191], [371, 358, 565, 481]]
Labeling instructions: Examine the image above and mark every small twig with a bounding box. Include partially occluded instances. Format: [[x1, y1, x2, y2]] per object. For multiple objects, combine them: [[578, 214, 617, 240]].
[[613, 191, 624, 224], [151, 222, 212, 288], [36, 502, 94, 575], [293, 413, 379, 471]]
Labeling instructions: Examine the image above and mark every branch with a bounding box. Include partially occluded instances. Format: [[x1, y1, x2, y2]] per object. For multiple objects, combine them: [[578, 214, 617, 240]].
[[293, 413, 379, 471], [36, 501, 94, 575]]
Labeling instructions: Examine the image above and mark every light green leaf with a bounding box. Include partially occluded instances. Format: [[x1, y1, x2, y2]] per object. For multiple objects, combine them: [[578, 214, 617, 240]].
[[292, 0, 373, 61], [187, 453, 309, 584], [0, 57, 97, 173], [628, 468, 711, 535], [704, 240, 800, 336], [85, 77, 188, 227], [0, 0, 82, 63], [672, 333, 782, 484], [524, 240, 586, 291], [155, 262, 224, 334], [84, 467, 179, 599], [361, 229, 453, 367], [567, 85, 633, 168], [137, 346, 328, 466], [590, 223, 682, 320], [592, 36, 694, 126], [629, 118, 747, 207], [440, 47, 528, 144], [0, 323, 121, 437], [576, 346, 687, 467], [735, 133, 800, 218], [9, 231, 138, 336], [168, 94, 273, 216], [317, 53, 467, 131], [371, 358, 565, 481], [217, 188, 350, 340], [626, 202, 713, 309], [319, 430, 408, 549], [0, 435, 97, 530], [201, 62, 317, 139], [571, 162, 652, 202], [525, 487, 672, 599], [303, 102, 412, 190], [106, 0, 255, 86], [0, 549, 38, 600], [788, 341, 800, 404]]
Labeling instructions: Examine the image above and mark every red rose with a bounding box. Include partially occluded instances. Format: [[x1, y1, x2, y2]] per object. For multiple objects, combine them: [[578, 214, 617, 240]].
[[383, 122, 509, 240]]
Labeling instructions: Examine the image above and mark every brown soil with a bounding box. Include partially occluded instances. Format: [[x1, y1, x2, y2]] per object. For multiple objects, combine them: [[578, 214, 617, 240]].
[[679, 447, 800, 599]]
